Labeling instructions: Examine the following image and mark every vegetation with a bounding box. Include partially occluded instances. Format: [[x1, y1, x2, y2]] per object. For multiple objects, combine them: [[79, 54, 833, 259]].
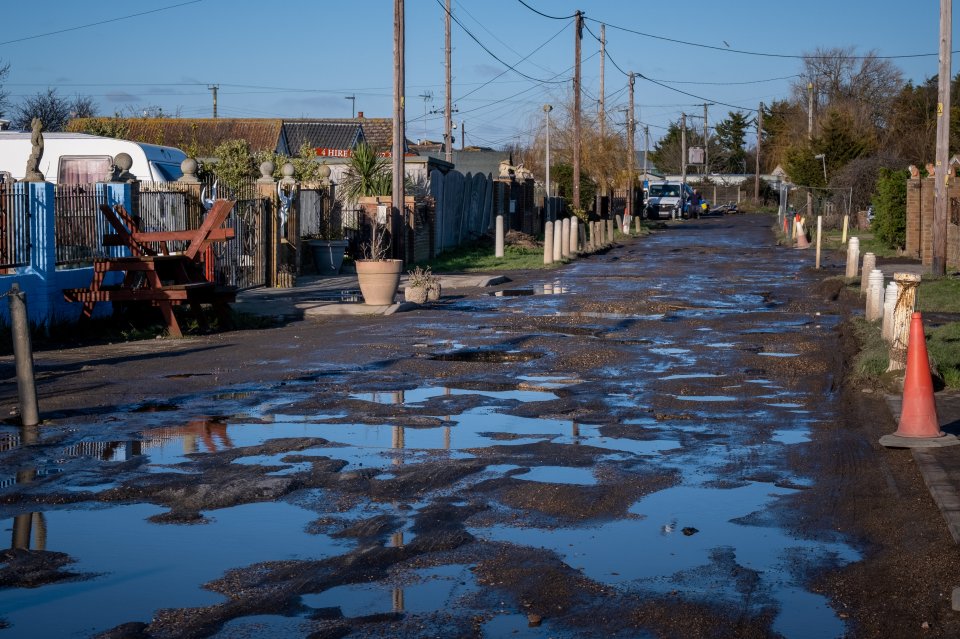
[[422, 237, 554, 273], [11, 88, 97, 131], [339, 142, 392, 200], [871, 168, 909, 249], [211, 139, 258, 196], [551, 163, 596, 211]]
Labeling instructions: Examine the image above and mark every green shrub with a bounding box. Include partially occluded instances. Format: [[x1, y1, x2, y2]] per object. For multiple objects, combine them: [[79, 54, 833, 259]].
[[871, 167, 908, 249]]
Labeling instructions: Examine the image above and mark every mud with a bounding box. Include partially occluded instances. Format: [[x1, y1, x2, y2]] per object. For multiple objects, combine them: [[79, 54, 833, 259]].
[[0, 214, 956, 638]]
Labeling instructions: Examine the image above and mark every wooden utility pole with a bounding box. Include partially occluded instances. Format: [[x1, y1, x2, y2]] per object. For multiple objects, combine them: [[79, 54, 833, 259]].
[[754, 101, 763, 200], [392, 0, 405, 257], [703, 103, 711, 176], [208, 84, 218, 119], [627, 72, 635, 216], [933, 0, 952, 275], [599, 24, 606, 138], [643, 125, 649, 179], [573, 10, 582, 213], [444, 0, 452, 163], [681, 113, 687, 190], [807, 82, 814, 217]]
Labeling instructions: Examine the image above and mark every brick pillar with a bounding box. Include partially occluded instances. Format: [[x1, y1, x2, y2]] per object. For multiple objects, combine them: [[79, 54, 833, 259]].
[[905, 178, 921, 258], [920, 177, 935, 267]]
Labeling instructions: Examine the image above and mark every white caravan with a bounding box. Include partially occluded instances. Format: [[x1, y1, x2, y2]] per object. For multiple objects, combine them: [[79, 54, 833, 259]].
[[0, 132, 186, 184]]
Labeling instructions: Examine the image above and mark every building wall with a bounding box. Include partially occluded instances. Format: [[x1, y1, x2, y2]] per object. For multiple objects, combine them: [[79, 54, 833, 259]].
[[906, 177, 960, 269]]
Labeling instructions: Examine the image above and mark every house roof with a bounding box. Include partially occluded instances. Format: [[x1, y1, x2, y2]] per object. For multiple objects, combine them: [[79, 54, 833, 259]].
[[66, 118, 284, 157], [282, 121, 364, 153]]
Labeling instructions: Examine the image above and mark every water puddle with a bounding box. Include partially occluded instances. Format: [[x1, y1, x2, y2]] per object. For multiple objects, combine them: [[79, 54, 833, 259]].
[[430, 349, 543, 363], [488, 282, 569, 296], [673, 395, 738, 402], [514, 466, 598, 485], [758, 352, 800, 358], [772, 429, 812, 445], [661, 373, 725, 381], [311, 289, 363, 303], [350, 386, 557, 405], [0, 502, 349, 638], [474, 482, 857, 637]]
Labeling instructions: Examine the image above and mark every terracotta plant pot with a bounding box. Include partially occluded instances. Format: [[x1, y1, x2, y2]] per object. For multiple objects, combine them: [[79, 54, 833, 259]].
[[356, 259, 402, 306], [309, 239, 348, 276]]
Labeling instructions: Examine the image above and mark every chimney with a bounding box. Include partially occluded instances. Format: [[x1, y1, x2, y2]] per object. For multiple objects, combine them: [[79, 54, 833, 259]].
[[357, 111, 364, 119]]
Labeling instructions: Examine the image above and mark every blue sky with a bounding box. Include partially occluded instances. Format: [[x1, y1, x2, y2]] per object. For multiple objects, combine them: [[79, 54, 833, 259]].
[[1, 0, 956, 150]]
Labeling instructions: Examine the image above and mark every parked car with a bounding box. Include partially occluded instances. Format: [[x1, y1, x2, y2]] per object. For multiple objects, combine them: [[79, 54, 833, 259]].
[[0, 132, 187, 184], [645, 181, 694, 220]]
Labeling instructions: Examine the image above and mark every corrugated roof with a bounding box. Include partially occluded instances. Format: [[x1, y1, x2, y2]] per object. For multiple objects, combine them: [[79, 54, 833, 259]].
[[66, 118, 285, 156], [282, 121, 363, 152]]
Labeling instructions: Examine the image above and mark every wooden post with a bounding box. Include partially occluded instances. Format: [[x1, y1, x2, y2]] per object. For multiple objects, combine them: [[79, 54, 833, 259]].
[[933, 0, 952, 275], [807, 82, 814, 218], [815, 215, 822, 269], [841, 214, 849, 244], [444, 0, 452, 164], [393, 0, 406, 263], [599, 24, 606, 139], [573, 10, 582, 212]]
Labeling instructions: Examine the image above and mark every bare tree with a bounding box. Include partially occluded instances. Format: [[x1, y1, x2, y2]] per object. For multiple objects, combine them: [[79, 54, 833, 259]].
[[11, 88, 98, 131], [0, 60, 9, 119]]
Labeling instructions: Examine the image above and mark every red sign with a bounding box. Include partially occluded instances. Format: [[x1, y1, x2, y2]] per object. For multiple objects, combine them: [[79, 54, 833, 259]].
[[315, 148, 353, 158]]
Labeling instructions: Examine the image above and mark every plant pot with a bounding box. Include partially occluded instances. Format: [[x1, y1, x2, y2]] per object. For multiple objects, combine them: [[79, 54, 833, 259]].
[[427, 281, 441, 302], [309, 239, 349, 276], [356, 259, 402, 306], [404, 285, 428, 304]]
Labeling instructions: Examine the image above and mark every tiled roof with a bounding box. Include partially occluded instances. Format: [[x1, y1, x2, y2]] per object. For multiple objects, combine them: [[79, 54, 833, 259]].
[[66, 118, 284, 157], [306, 117, 407, 153], [282, 121, 363, 152]]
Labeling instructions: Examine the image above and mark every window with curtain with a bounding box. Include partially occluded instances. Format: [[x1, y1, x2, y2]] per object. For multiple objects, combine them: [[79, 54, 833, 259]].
[[58, 156, 112, 184]]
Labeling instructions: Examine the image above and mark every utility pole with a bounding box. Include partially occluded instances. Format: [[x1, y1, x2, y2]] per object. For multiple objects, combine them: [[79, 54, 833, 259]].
[[345, 95, 356, 118], [208, 84, 218, 119], [755, 101, 763, 200], [807, 81, 814, 217], [703, 102, 711, 176], [392, 0, 405, 258], [627, 72, 635, 217], [643, 124, 649, 180], [681, 113, 687, 195], [460, 120, 465, 150], [599, 24, 606, 139], [444, 0, 453, 163], [573, 10, 583, 213], [934, 0, 952, 275]]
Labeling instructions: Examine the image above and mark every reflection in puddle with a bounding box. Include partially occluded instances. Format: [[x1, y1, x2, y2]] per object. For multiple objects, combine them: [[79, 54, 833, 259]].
[[515, 466, 597, 485], [673, 395, 738, 402], [0, 502, 347, 638], [772, 429, 812, 445], [489, 282, 569, 296], [661, 373, 725, 381], [351, 386, 557, 405], [758, 352, 800, 358], [474, 482, 857, 638]]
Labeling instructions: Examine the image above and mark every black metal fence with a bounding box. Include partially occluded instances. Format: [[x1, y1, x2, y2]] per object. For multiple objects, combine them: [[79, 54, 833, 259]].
[[0, 182, 30, 270], [209, 197, 265, 290], [54, 183, 105, 266]]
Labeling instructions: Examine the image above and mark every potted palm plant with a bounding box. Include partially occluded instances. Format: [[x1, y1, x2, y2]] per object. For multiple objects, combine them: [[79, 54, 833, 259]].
[[340, 143, 402, 306]]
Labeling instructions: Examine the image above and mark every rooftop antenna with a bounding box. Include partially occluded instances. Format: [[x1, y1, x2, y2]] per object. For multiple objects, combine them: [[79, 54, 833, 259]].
[[418, 90, 433, 139]]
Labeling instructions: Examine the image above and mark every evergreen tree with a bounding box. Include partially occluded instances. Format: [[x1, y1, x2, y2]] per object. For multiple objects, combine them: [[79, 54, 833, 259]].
[[872, 168, 909, 249], [713, 111, 750, 173]]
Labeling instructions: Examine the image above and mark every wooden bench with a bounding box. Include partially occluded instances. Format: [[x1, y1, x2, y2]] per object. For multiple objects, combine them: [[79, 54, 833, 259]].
[[62, 200, 238, 337]]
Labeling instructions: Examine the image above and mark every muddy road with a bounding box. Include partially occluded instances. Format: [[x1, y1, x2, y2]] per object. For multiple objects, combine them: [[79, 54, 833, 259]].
[[1, 213, 957, 638]]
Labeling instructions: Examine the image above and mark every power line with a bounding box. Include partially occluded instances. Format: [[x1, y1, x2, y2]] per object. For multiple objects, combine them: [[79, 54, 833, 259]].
[[590, 17, 958, 60], [646, 73, 802, 86], [514, 0, 577, 20], [0, 0, 205, 47], [435, 0, 567, 85]]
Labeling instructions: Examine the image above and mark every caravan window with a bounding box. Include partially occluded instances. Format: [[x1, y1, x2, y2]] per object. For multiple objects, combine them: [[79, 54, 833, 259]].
[[58, 156, 112, 184], [150, 161, 183, 182]]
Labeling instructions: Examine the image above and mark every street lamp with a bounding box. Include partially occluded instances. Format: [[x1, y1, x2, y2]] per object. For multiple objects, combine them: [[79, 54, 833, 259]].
[[814, 153, 827, 183], [544, 104, 553, 221]]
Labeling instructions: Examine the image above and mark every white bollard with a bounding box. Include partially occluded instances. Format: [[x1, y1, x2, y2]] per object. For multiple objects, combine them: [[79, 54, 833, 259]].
[[815, 216, 822, 269], [495, 215, 504, 258], [845, 237, 860, 278], [569, 217, 579, 254], [841, 215, 849, 244], [553, 219, 563, 261], [867, 269, 884, 321], [561, 218, 571, 258], [543, 221, 554, 265], [882, 281, 898, 342], [888, 272, 922, 371], [860, 252, 876, 297]]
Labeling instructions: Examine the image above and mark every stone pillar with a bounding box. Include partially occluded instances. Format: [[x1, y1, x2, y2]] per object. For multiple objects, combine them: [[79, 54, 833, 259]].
[[561, 217, 571, 258], [495, 215, 504, 258], [607, 218, 615, 244], [552, 219, 563, 261], [888, 272, 922, 372], [543, 221, 554, 265], [845, 237, 860, 279], [882, 281, 898, 342], [569, 217, 579, 254], [615, 214, 623, 235], [257, 163, 279, 288], [866, 269, 884, 321], [860, 252, 876, 296]]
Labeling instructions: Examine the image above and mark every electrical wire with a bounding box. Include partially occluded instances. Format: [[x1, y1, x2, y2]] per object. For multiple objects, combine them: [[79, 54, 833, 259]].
[[0, 0, 205, 47], [515, 0, 578, 21]]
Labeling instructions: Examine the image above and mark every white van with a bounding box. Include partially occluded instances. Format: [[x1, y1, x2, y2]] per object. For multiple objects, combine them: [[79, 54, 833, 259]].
[[0, 132, 186, 184]]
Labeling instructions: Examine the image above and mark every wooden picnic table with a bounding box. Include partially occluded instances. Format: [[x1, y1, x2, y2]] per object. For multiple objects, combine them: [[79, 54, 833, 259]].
[[63, 199, 238, 337]]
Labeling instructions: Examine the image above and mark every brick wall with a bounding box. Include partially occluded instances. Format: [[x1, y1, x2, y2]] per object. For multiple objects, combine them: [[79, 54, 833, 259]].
[[906, 177, 960, 269]]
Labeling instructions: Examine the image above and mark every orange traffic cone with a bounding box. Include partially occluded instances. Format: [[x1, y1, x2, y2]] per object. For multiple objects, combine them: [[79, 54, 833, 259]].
[[880, 313, 958, 447], [795, 220, 810, 249]]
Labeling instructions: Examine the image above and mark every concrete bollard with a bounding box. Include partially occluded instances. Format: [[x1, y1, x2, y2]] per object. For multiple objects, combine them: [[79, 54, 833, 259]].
[[860, 252, 876, 296], [590, 221, 598, 250], [615, 215, 623, 236], [635, 216, 641, 234], [553, 219, 563, 262], [888, 272, 922, 371], [596, 220, 604, 247], [845, 237, 860, 279], [882, 281, 898, 342], [841, 214, 849, 244], [579, 225, 587, 253], [8, 284, 39, 428], [561, 217, 571, 258], [866, 269, 884, 321], [569, 217, 579, 254], [607, 218, 615, 245], [495, 215, 504, 258], [543, 221, 554, 265], [815, 216, 823, 269]]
